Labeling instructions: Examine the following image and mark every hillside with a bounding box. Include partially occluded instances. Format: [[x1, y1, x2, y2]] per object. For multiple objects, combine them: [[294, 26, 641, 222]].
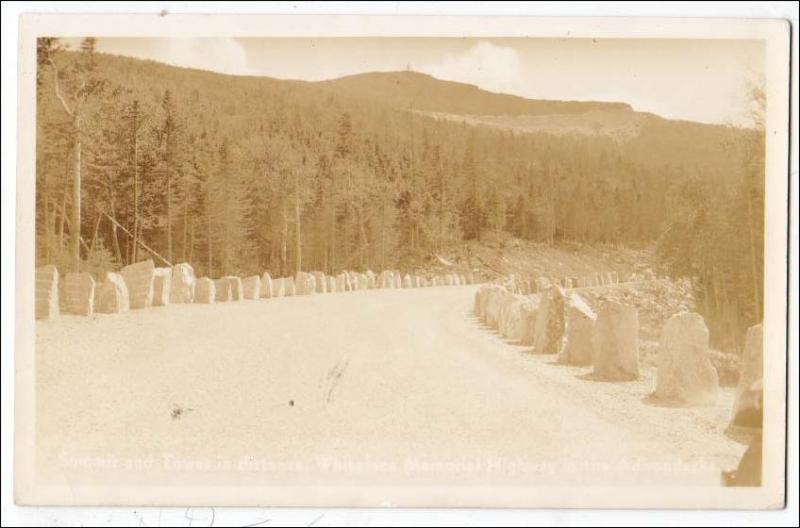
[[36, 43, 764, 348], [315, 70, 632, 116]]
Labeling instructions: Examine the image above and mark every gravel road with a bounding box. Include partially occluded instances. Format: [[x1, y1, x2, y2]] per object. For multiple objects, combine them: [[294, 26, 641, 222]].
[[35, 284, 746, 491]]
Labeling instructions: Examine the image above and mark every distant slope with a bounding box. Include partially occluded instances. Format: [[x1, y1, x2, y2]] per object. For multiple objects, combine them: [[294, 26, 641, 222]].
[[315, 71, 632, 117], [418, 109, 647, 140], [314, 70, 746, 149]]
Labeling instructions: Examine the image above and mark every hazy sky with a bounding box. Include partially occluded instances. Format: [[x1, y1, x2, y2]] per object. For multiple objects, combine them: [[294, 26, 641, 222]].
[[69, 37, 764, 127]]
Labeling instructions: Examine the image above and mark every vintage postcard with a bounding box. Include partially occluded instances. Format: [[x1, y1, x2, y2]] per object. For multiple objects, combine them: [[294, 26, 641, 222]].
[[14, 13, 790, 508]]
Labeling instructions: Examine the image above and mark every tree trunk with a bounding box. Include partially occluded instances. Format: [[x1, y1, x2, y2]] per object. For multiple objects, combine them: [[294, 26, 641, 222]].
[[380, 200, 386, 269], [58, 188, 67, 250], [166, 172, 173, 263], [746, 188, 761, 322], [182, 192, 188, 261], [281, 203, 288, 276], [71, 113, 82, 271], [330, 203, 336, 272], [88, 212, 102, 255], [44, 195, 52, 263], [107, 176, 123, 264], [206, 185, 213, 277], [132, 112, 140, 263], [189, 218, 196, 266], [294, 169, 302, 274]]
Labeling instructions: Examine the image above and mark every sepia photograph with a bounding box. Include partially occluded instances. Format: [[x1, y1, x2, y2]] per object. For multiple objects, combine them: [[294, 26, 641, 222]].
[[8, 10, 793, 514]]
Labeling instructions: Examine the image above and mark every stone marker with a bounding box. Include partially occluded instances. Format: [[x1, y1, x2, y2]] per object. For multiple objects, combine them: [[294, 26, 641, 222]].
[[260, 272, 273, 298], [120, 259, 155, 309], [402, 274, 412, 288], [284, 276, 296, 296], [169, 262, 195, 303], [474, 285, 492, 318], [732, 324, 763, 424], [95, 272, 130, 314], [35, 264, 59, 320], [519, 298, 540, 346], [532, 285, 566, 355], [62, 272, 95, 316], [214, 278, 232, 302], [327, 275, 336, 293], [195, 277, 215, 303], [653, 312, 718, 405], [312, 271, 327, 293], [485, 287, 512, 329], [294, 272, 306, 294], [497, 293, 513, 334], [483, 287, 501, 326], [501, 297, 529, 342], [242, 275, 261, 300], [474, 287, 485, 317], [592, 301, 639, 381], [152, 267, 172, 306], [476, 284, 502, 321], [304, 272, 316, 295], [295, 272, 316, 295], [558, 292, 596, 365], [271, 277, 285, 298], [224, 276, 243, 300]]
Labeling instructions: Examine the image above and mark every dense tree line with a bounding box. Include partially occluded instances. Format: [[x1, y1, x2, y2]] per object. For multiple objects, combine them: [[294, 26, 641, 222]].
[[35, 39, 764, 350]]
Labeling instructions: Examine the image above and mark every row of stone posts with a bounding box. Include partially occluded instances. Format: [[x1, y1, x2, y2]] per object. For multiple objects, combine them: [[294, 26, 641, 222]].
[[503, 269, 664, 296], [505, 271, 623, 295], [35, 262, 479, 319], [474, 282, 762, 416]]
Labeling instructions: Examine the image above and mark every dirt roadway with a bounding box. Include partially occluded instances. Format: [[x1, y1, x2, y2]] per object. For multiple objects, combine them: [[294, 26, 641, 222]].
[[35, 285, 746, 490]]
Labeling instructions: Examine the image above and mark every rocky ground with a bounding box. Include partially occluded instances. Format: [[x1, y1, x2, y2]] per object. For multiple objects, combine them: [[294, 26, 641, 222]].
[[414, 236, 739, 385], [412, 234, 656, 283]]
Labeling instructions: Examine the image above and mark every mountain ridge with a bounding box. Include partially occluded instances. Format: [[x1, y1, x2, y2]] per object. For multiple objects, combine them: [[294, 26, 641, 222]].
[[312, 70, 635, 117], [67, 51, 751, 136]]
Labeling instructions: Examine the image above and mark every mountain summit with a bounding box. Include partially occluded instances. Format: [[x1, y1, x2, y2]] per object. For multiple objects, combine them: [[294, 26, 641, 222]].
[[316, 70, 633, 117]]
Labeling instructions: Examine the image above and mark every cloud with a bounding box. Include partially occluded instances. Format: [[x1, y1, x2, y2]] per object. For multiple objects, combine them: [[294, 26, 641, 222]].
[[83, 38, 255, 77], [416, 41, 525, 95], [158, 38, 254, 76]]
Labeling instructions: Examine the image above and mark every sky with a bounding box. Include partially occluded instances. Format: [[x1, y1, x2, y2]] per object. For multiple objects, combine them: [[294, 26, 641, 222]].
[[67, 37, 764, 127]]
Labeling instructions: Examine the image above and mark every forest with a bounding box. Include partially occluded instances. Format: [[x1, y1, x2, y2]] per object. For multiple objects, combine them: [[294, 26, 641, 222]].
[[34, 38, 765, 350]]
